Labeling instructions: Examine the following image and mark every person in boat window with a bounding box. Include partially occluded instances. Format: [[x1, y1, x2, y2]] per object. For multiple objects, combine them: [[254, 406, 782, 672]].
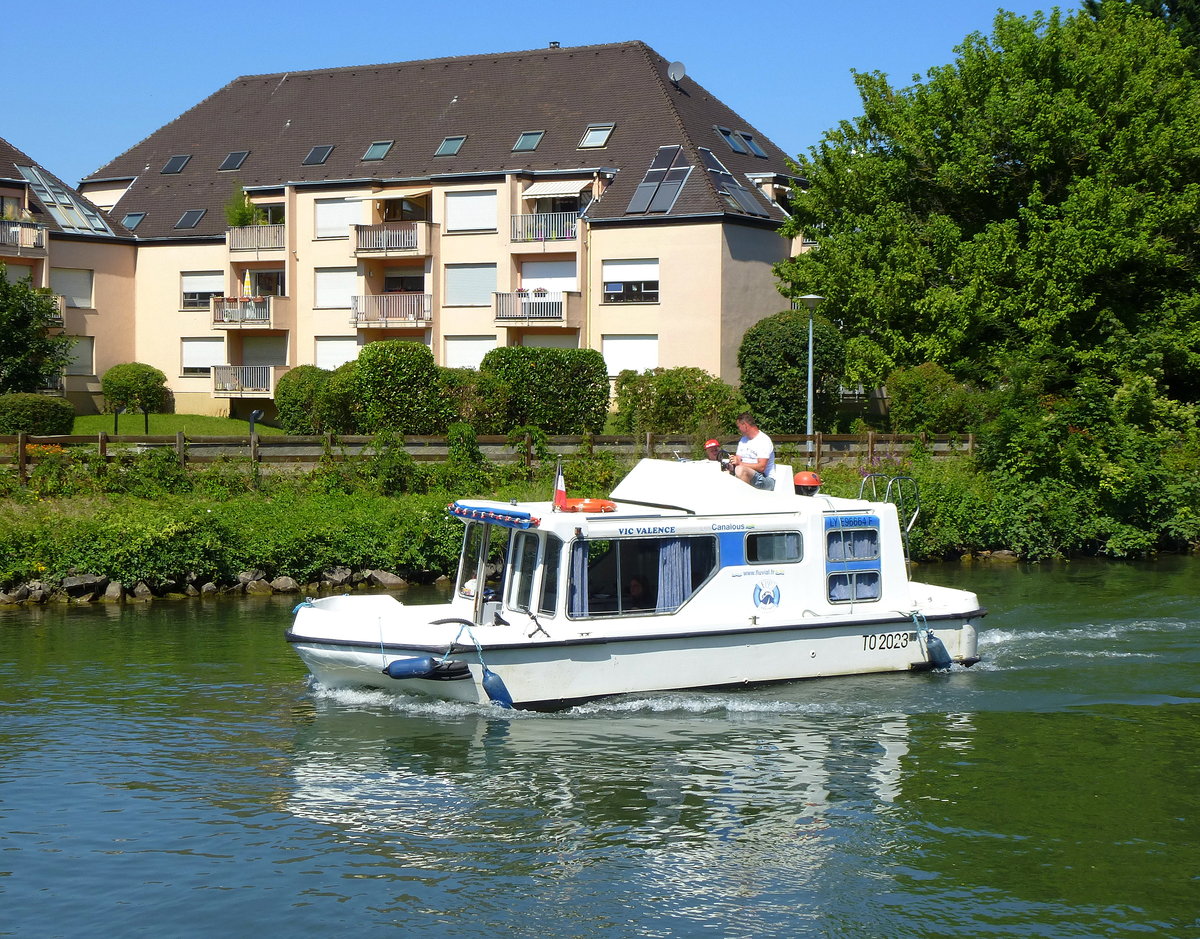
[[729, 412, 776, 490], [704, 438, 734, 474], [794, 471, 822, 496], [626, 575, 653, 611]]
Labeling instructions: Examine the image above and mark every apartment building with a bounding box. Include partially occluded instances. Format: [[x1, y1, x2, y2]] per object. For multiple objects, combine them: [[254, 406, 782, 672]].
[[1, 138, 136, 412], [54, 40, 800, 419]]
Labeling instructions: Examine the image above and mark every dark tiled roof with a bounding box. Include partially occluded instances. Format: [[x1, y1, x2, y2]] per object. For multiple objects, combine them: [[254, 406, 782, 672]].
[[0, 136, 134, 240], [84, 41, 795, 240]]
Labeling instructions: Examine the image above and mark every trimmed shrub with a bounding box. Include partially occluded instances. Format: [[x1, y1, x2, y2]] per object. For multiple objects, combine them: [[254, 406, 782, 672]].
[[0, 393, 75, 434], [886, 363, 990, 434], [275, 365, 330, 434], [315, 360, 362, 433], [357, 340, 452, 434], [479, 347, 609, 433], [613, 366, 744, 436]]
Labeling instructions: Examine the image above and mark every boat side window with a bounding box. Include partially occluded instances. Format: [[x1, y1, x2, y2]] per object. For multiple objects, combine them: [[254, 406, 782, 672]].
[[828, 571, 881, 602], [826, 528, 879, 561], [567, 534, 717, 618], [508, 531, 540, 613], [456, 523, 509, 601], [746, 531, 802, 563], [538, 534, 564, 616]]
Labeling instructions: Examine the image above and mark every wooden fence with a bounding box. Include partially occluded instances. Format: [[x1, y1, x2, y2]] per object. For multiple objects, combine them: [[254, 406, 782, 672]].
[[0, 431, 973, 484]]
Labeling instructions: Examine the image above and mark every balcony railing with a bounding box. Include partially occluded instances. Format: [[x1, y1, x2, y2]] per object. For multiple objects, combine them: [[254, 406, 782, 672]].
[[212, 365, 288, 397], [510, 212, 578, 243], [226, 224, 286, 251], [211, 296, 275, 327], [0, 220, 48, 253], [44, 294, 66, 327], [494, 290, 581, 322], [351, 293, 433, 326], [353, 221, 432, 256]]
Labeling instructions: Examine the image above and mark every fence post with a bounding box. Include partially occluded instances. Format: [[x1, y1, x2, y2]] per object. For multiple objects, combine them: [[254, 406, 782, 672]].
[[175, 431, 186, 468], [524, 432, 532, 479], [98, 431, 108, 462], [968, 433, 975, 456], [16, 432, 27, 486], [645, 432, 653, 458], [814, 433, 823, 468], [867, 430, 875, 464]]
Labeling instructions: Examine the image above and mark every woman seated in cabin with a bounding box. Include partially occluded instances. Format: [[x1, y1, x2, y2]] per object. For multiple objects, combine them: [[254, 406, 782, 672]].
[[625, 575, 655, 612]]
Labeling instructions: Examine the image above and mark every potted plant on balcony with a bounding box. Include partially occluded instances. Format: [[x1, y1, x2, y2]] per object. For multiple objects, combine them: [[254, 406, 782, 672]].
[[532, 286, 548, 297]]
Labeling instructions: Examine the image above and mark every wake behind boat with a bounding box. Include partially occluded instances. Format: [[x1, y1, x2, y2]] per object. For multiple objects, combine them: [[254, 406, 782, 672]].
[[286, 458, 984, 709]]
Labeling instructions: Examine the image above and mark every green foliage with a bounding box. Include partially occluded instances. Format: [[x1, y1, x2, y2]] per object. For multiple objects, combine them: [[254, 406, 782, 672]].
[[101, 363, 169, 432], [438, 366, 512, 433], [736, 311, 846, 433], [356, 341, 451, 434], [612, 367, 744, 436], [479, 347, 609, 433], [71, 413, 286, 436], [223, 184, 266, 227], [0, 268, 73, 393], [316, 360, 362, 433], [274, 365, 330, 434], [0, 393, 75, 434], [886, 363, 993, 433]]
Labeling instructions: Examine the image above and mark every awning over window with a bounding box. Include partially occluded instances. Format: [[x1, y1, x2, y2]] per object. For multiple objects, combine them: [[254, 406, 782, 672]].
[[521, 179, 592, 199]]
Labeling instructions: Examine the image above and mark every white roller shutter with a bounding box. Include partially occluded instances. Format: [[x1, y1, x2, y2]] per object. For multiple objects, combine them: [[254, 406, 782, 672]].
[[182, 338, 225, 371], [314, 268, 356, 308], [315, 337, 360, 370], [602, 334, 659, 376], [445, 191, 497, 231], [601, 259, 659, 281], [444, 335, 497, 369], [444, 263, 497, 306], [243, 335, 287, 367], [314, 198, 360, 238], [1, 263, 34, 284], [181, 271, 224, 293], [520, 260, 577, 291], [49, 268, 94, 308]]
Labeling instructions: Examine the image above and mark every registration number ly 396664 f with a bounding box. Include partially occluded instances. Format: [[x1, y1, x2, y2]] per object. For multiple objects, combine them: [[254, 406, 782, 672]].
[[862, 631, 916, 651]]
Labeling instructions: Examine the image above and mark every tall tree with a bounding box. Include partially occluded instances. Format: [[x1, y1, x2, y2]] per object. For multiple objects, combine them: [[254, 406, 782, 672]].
[[1084, 0, 1200, 48], [0, 267, 73, 393], [775, 7, 1200, 403]]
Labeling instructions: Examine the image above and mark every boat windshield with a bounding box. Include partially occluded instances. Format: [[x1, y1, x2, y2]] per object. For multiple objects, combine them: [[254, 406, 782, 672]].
[[456, 523, 510, 619]]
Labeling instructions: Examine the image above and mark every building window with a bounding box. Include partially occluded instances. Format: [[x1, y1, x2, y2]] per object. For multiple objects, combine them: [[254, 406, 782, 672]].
[[219, 151, 249, 171], [363, 140, 393, 161], [313, 198, 358, 238], [444, 190, 497, 232], [513, 131, 544, 152], [314, 268, 356, 309], [601, 259, 659, 303], [303, 145, 334, 166], [66, 336, 94, 376], [246, 270, 285, 296], [314, 336, 361, 370], [181, 337, 224, 375], [383, 274, 424, 293], [49, 268, 94, 308], [175, 209, 206, 229], [739, 132, 768, 158], [715, 126, 747, 154], [578, 123, 614, 148], [435, 136, 466, 157], [121, 212, 145, 230], [181, 271, 224, 310], [161, 155, 191, 174], [443, 263, 497, 306], [601, 335, 659, 377]]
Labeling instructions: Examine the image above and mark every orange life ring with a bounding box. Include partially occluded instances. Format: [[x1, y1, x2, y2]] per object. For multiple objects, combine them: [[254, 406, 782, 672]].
[[563, 498, 617, 513]]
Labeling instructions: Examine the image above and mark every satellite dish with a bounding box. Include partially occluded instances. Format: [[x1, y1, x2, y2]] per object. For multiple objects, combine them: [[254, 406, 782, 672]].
[[667, 61, 686, 84]]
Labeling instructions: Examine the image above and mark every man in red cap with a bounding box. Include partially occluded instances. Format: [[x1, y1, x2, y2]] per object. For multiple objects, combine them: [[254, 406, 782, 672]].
[[703, 438, 735, 473], [794, 471, 822, 496]]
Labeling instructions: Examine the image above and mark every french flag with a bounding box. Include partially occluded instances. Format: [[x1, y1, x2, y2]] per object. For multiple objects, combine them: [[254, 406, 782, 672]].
[[553, 460, 568, 511]]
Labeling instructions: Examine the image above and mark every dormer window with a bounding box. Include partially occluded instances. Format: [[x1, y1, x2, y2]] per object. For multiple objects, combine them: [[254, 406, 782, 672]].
[[435, 136, 466, 157], [175, 209, 206, 229], [303, 145, 334, 166], [363, 140, 394, 161], [161, 155, 191, 174], [219, 151, 249, 171], [513, 131, 544, 152], [578, 123, 614, 149]]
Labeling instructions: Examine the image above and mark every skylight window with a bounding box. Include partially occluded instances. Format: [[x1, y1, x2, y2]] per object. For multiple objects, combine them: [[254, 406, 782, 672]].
[[303, 145, 334, 166], [17, 165, 112, 235], [121, 212, 146, 230], [579, 123, 615, 149], [363, 140, 394, 161], [161, 155, 191, 174], [715, 126, 747, 154], [435, 136, 466, 157], [219, 151, 249, 171], [739, 132, 768, 158], [626, 146, 692, 214], [175, 209, 206, 230], [513, 131, 544, 152], [698, 148, 769, 217]]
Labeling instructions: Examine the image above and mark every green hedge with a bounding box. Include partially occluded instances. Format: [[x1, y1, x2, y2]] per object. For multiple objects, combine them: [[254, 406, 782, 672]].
[[479, 347, 609, 433], [0, 393, 75, 435]]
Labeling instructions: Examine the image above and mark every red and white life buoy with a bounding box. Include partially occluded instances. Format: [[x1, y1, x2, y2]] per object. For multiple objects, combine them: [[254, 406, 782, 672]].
[[562, 498, 617, 513]]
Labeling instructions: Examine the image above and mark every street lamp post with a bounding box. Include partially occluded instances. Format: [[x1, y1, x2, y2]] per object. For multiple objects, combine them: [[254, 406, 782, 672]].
[[798, 295, 824, 464]]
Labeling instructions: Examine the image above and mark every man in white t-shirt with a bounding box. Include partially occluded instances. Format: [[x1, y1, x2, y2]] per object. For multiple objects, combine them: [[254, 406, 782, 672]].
[[729, 411, 775, 490]]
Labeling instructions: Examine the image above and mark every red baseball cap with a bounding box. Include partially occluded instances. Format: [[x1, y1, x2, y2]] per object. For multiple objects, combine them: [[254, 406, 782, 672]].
[[704, 439, 720, 448]]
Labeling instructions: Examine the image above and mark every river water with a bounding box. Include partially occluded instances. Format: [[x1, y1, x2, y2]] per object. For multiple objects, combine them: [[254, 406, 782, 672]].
[[1, 557, 1197, 938]]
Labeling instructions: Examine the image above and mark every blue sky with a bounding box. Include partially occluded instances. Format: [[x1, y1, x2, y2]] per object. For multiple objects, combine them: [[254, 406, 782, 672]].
[[13, 0, 1076, 187]]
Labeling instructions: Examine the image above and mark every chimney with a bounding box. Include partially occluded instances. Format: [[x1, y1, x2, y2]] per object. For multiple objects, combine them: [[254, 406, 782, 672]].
[[549, 41, 560, 49]]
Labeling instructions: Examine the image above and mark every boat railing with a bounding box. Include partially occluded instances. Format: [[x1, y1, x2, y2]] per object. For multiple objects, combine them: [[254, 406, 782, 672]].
[[859, 474, 920, 561]]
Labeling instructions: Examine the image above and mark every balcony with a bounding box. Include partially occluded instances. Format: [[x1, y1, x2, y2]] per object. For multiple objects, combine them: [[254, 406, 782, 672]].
[[0, 220, 48, 257], [211, 296, 279, 328], [226, 224, 286, 256], [494, 290, 583, 326], [212, 365, 289, 398], [510, 212, 578, 243], [352, 221, 433, 257], [351, 293, 432, 328]]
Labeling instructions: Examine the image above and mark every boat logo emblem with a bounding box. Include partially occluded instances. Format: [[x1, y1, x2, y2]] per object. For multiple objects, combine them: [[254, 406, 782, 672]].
[[753, 581, 781, 607]]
